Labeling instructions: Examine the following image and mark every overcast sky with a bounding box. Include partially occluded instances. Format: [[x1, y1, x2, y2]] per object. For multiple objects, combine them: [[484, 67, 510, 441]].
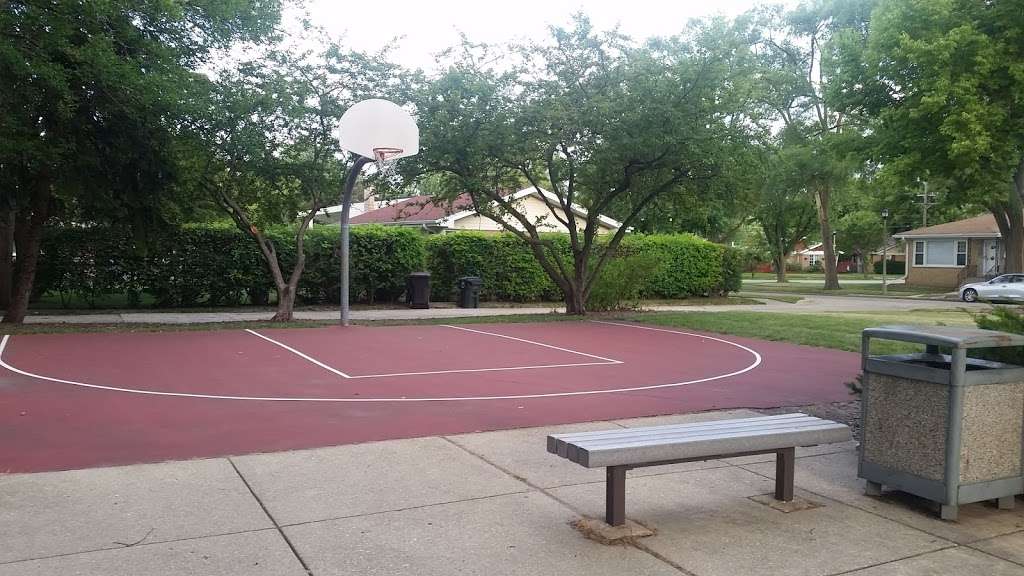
[[302, 0, 781, 71]]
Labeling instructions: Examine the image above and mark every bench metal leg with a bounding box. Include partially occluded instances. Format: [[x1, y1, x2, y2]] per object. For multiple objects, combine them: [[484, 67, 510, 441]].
[[775, 448, 795, 502], [606, 466, 627, 526], [940, 504, 958, 521], [865, 481, 883, 496]]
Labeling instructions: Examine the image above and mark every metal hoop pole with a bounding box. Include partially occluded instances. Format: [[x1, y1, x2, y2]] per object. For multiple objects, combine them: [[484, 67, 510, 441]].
[[340, 155, 372, 326]]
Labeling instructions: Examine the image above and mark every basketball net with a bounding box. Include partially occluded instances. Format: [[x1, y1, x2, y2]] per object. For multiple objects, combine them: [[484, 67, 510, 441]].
[[373, 147, 403, 188]]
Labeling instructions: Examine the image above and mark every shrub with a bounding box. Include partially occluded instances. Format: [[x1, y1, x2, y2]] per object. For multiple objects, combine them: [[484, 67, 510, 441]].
[[36, 224, 426, 307], [587, 252, 664, 311], [717, 246, 744, 295], [36, 226, 737, 308], [972, 306, 1024, 365], [425, 233, 561, 302], [426, 231, 737, 304], [873, 259, 906, 275], [617, 234, 724, 298]]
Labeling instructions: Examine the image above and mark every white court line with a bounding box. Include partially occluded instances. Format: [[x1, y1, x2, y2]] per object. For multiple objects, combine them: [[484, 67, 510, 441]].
[[441, 324, 623, 364], [248, 324, 622, 380], [590, 321, 764, 369], [0, 324, 761, 402], [347, 360, 618, 379], [245, 329, 352, 378]]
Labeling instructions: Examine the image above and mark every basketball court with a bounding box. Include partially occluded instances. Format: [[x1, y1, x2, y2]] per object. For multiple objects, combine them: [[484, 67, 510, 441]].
[[0, 320, 859, 473]]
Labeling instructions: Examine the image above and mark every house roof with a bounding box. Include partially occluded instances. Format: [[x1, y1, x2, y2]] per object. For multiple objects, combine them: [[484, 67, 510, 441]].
[[350, 194, 474, 225], [894, 213, 1001, 239], [350, 187, 623, 230]]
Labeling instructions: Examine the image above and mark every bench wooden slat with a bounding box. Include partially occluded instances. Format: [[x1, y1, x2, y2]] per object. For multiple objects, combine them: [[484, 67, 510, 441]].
[[557, 418, 835, 462], [548, 415, 850, 468], [548, 413, 809, 452], [548, 413, 816, 457], [580, 424, 849, 467], [548, 414, 828, 458], [564, 418, 837, 452]]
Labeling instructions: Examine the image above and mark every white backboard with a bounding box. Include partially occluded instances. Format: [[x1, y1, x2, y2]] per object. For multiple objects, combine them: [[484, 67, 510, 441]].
[[336, 99, 419, 160]]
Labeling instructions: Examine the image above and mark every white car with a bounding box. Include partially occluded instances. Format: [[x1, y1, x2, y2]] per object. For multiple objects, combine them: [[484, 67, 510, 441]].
[[959, 274, 1024, 302]]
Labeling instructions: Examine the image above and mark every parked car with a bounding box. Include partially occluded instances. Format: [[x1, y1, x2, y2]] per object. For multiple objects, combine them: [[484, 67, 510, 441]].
[[959, 274, 1024, 302]]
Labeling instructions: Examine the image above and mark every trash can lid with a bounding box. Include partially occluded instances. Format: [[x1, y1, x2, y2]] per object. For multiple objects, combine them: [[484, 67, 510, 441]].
[[409, 271, 431, 277], [458, 276, 483, 284], [863, 325, 1024, 349]]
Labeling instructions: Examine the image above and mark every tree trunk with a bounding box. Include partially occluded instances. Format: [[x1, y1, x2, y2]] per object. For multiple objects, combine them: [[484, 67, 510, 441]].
[[1004, 205, 1024, 274], [3, 183, 50, 324], [0, 205, 13, 309], [814, 185, 840, 289], [1010, 158, 1024, 273], [272, 285, 297, 322], [773, 254, 787, 283], [564, 284, 586, 315]]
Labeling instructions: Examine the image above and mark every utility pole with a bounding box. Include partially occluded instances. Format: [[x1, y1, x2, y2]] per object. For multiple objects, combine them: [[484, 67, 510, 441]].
[[916, 181, 936, 227]]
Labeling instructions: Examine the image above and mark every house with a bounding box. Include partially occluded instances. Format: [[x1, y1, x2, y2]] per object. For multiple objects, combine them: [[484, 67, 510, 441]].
[[348, 186, 622, 234], [309, 194, 409, 226], [868, 240, 906, 275], [787, 241, 845, 271], [893, 213, 1002, 289]]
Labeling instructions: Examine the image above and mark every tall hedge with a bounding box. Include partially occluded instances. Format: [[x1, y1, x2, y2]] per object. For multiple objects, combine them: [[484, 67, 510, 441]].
[[36, 224, 426, 307], [35, 226, 740, 308], [425, 232, 741, 302], [425, 233, 562, 302]]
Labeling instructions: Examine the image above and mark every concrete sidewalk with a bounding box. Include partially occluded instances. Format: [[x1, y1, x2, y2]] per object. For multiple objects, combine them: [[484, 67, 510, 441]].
[[3, 409, 1023, 576], [20, 294, 978, 325]]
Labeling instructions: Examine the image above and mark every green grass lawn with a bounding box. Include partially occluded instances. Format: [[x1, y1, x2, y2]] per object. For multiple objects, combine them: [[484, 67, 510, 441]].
[[741, 282, 950, 298], [615, 308, 979, 354]]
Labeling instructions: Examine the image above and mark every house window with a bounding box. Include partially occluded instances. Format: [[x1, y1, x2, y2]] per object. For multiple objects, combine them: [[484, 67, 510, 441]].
[[913, 239, 967, 267]]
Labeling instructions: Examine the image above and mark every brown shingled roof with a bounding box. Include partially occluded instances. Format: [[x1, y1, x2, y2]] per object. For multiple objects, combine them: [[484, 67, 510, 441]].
[[350, 193, 474, 224], [894, 213, 1001, 238]]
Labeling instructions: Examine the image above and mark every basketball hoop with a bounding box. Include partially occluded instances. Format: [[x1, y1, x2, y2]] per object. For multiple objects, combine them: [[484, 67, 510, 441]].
[[334, 99, 420, 326], [373, 146, 403, 186]]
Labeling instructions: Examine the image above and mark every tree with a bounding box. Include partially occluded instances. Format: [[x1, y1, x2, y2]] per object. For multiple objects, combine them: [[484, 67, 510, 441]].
[[836, 210, 885, 274], [192, 40, 404, 321], [0, 0, 280, 323], [756, 147, 820, 283], [831, 0, 1024, 272], [746, 1, 874, 289], [410, 17, 753, 314]]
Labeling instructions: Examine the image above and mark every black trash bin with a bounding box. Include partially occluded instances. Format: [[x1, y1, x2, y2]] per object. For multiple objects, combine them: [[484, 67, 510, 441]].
[[457, 276, 482, 308], [406, 272, 431, 309]]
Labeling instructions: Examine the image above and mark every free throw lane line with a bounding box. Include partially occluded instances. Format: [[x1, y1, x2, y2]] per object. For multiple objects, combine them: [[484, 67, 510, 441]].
[[250, 324, 623, 379], [441, 324, 623, 364], [0, 329, 760, 402], [245, 329, 352, 378]]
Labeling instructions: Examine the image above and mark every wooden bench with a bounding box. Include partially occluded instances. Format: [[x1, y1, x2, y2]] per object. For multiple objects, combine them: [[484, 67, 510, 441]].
[[547, 413, 852, 526]]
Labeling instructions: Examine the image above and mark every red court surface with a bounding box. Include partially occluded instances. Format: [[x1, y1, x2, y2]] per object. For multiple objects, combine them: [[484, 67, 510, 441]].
[[0, 320, 860, 473]]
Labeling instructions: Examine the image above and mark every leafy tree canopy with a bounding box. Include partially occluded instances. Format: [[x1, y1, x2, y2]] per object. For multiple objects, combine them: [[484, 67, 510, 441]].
[[410, 15, 756, 313]]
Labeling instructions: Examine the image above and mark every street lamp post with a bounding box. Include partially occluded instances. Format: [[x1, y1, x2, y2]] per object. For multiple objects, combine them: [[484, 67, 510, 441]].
[[881, 208, 890, 295]]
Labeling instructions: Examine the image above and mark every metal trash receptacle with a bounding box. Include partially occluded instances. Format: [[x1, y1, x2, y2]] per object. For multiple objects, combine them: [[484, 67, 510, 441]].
[[457, 276, 482, 308], [859, 325, 1024, 520], [406, 272, 431, 309]]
